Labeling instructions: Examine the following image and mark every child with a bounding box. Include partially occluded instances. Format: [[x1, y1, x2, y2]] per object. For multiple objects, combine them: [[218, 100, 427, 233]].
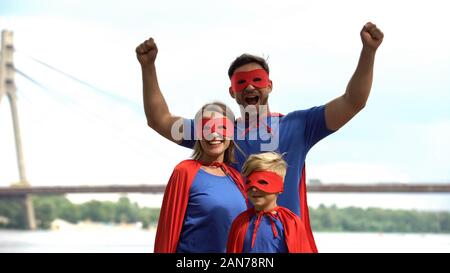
[[154, 102, 248, 253], [227, 152, 314, 253]]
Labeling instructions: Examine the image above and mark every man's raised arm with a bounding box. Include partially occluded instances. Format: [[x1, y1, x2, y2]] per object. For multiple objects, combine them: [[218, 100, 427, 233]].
[[325, 22, 384, 131], [136, 38, 185, 144]]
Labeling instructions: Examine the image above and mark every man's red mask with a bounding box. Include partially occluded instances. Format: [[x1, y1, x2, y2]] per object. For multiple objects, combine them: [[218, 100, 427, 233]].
[[195, 117, 234, 140], [231, 69, 271, 93], [245, 171, 283, 193]]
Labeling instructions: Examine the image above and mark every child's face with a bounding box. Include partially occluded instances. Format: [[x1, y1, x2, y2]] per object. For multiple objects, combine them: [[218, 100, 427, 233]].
[[247, 186, 278, 212]]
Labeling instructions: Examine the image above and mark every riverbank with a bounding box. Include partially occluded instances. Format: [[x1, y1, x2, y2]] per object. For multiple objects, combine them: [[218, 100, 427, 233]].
[[2, 195, 450, 233], [49, 218, 157, 231]]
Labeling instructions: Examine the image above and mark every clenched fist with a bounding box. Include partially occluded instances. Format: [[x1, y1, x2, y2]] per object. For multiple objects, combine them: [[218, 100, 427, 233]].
[[136, 37, 158, 67], [361, 22, 384, 51]]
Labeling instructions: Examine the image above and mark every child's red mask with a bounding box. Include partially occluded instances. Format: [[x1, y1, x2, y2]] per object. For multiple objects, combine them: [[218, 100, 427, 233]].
[[196, 117, 234, 140], [245, 171, 283, 193], [230, 69, 271, 93]]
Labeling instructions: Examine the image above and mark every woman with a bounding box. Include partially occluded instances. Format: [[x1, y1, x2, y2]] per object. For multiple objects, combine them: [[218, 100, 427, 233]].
[[154, 102, 248, 253]]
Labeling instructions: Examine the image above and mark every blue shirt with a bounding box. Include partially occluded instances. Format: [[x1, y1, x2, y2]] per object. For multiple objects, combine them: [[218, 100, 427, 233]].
[[243, 214, 288, 253], [180, 105, 334, 218], [177, 168, 247, 253]]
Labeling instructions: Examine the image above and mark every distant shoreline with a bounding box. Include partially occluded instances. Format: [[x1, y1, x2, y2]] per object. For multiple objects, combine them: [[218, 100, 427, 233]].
[[1, 196, 449, 233]]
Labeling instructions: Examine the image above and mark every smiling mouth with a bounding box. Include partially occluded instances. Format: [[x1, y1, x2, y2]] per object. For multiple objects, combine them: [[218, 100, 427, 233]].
[[206, 139, 223, 146], [251, 194, 263, 198]]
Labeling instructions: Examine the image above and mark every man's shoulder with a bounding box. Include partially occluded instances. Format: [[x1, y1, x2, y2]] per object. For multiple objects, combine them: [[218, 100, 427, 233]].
[[277, 106, 327, 127], [283, 105, 325, 118]]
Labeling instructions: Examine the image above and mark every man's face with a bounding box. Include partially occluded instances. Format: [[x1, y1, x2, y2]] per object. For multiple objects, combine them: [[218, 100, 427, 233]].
[[229, 63, 272, 113]]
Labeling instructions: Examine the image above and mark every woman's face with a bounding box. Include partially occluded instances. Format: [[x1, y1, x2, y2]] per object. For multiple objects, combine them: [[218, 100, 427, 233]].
[[199, 111, 231, 161]]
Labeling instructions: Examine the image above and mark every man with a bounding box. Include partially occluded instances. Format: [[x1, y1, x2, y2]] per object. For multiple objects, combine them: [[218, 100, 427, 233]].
[[136, 22, 384, 251]]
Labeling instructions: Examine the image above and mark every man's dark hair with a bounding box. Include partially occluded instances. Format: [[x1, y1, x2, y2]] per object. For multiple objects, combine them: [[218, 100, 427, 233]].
[[227, 54, 269, 79]]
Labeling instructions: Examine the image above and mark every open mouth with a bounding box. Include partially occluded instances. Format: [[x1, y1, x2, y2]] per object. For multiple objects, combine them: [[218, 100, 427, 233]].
[[244, 94, 260, 105]]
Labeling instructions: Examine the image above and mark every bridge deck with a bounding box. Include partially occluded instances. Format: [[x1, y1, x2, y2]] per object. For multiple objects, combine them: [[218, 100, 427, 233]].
[[1, 183, 450, 196]]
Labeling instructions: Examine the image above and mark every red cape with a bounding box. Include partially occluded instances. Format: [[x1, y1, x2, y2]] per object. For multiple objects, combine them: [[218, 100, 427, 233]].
[[226, 206, 315, 253], [299, 166, 318, 252], [154, 159, 247, 253]]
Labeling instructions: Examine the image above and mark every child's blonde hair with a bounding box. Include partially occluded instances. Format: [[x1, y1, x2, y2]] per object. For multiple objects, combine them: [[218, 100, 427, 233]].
[[241, 152, 287, 179]]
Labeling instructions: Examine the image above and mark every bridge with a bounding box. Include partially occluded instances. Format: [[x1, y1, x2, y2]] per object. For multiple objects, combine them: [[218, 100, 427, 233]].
[[1, 183, 450, 197]]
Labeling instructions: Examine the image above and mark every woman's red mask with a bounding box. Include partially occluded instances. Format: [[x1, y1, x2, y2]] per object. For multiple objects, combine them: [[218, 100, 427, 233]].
[[230, 69, 271, 93], [245, 171, 283, 193], [195, 117, 234, 140]]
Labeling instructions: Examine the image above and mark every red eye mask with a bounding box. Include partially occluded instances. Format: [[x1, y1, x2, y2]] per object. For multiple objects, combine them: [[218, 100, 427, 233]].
[[245, 171, 283, 193], [195, 117, 234, 140], [231, 69, 271, 93]]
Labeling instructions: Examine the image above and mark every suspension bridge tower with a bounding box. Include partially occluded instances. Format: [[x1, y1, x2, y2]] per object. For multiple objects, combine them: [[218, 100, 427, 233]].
[[0, 30, 36, 230]]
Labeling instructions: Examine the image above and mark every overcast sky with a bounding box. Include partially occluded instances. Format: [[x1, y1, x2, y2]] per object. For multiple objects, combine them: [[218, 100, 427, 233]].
[[1, 0, 449, 205]]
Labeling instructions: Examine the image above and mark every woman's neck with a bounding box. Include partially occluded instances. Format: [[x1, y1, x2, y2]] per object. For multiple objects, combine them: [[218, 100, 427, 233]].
[[198, 154, 226, 176], [199, 154, 224, 165]]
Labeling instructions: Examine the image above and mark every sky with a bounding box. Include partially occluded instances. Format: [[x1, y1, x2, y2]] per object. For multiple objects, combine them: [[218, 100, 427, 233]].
[[0, 0, 449, 208]]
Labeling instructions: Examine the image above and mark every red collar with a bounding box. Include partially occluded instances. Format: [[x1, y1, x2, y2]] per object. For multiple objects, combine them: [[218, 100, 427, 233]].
[[250, 207, 281, 249]]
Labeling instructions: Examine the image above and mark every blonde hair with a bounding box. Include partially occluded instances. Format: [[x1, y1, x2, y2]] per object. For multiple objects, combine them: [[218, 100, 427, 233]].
[[241, 152, 287, 179], [191, 101, 236, 164]]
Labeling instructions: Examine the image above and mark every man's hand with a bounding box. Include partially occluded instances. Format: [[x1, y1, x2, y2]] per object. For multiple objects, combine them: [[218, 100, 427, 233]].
[[360, 22, 384, 51], [136, 38, 158, 67]]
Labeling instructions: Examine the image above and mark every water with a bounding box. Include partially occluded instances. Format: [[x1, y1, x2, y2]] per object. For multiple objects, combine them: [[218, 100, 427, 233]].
[[0, 228, 152, 253], [1, 229, 449, 253]]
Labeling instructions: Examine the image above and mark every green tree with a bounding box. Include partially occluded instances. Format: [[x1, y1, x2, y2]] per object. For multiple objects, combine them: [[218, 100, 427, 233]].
[[115, 197, 139, 224], [33, 197, 57, 229], [0, 199, 26, 229]]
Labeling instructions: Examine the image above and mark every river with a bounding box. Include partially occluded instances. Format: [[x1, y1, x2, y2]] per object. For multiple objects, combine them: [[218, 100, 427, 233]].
[[1, 228, 449, 253]]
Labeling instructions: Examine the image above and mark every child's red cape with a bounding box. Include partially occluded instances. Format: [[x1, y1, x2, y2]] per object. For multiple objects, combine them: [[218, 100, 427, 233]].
[[226, 206, 315, 253], [154, 159, 247, 253]]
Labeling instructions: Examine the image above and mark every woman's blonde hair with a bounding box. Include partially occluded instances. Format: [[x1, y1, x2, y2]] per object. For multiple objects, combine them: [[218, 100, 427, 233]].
[[191, 101, 236, 164], [241, 152, 287, 179]]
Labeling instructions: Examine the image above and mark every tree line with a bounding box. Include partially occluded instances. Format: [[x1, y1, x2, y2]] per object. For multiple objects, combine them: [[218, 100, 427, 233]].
[[0, 196, 449, 233], [0, 196, 159, 229], [310, 204, 450, 233]]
